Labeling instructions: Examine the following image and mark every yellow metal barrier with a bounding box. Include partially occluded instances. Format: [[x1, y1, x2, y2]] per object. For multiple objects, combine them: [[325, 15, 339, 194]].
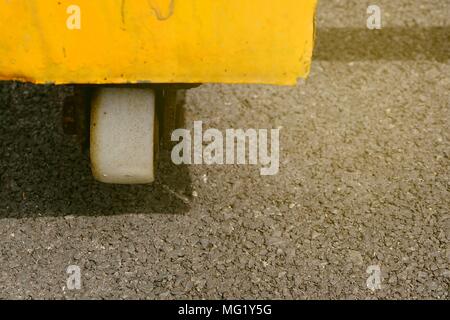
[[0, 0, 317, 85]]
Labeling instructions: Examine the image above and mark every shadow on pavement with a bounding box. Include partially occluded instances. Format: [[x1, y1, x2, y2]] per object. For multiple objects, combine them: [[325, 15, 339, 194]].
[[314, 27, 449, 62], [0, 82, 192, 218]]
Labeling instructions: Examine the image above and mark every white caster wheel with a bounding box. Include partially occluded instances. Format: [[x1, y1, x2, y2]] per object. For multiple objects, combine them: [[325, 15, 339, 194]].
[[90, 87, 158, 184]]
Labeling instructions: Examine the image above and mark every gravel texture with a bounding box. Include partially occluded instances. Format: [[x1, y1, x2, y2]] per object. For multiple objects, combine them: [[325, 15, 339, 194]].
[[0, 0, 448, 299]]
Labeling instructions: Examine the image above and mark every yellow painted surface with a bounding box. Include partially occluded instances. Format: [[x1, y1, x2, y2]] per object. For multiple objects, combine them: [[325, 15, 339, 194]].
[[0, 0, 317, 85]]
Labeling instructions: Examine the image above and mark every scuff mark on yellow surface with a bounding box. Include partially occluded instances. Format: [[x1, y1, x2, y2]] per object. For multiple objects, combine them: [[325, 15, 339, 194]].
[[121, 0, 126, 25], [122, 0, 174, 26], [148, 0, 175, 21]]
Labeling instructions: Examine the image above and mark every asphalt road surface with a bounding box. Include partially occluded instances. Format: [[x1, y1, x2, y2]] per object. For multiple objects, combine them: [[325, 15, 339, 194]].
[[0, 0, 448, 299]]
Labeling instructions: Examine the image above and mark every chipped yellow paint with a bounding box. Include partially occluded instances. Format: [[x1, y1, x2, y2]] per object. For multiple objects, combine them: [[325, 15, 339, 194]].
[[0, 0, 317, 85]]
